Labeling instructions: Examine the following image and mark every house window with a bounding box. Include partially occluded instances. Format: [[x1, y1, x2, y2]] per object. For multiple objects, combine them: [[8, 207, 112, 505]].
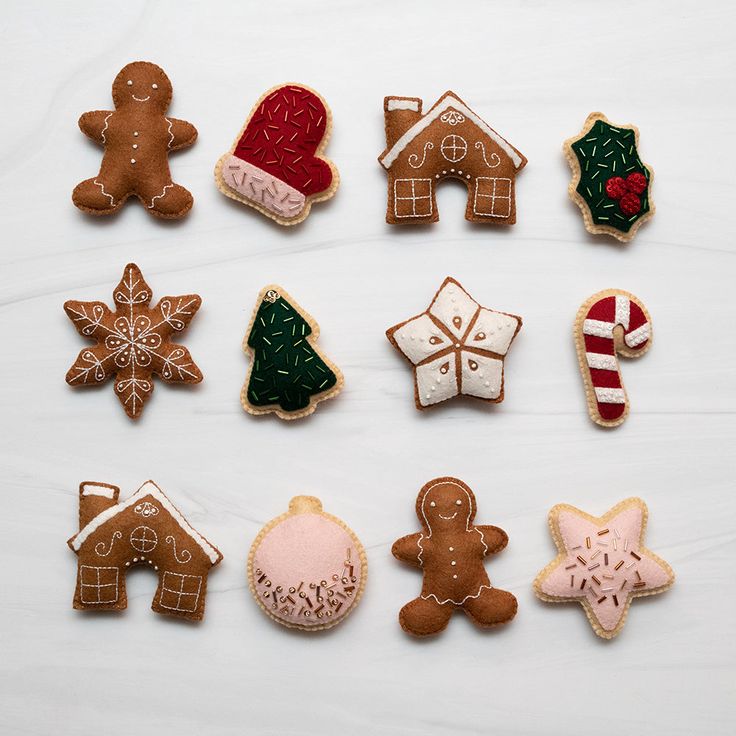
[[130, 525, 158, 553], [473, 177, 512, 218], [440, 134, 467, 162], [394, 178, 433, 218], [159, 571, 202, 613], [80, 565, 119, 604]]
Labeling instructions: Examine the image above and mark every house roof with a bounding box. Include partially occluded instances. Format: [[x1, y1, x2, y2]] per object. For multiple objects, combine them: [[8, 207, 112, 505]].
[[379, 92, 524, 171], [68, 480, 222, 565]]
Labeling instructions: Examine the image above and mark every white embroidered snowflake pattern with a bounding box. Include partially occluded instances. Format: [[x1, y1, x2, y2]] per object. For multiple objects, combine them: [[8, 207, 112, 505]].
[[64, 263, 203, 419], [387, 277, 522, 408]]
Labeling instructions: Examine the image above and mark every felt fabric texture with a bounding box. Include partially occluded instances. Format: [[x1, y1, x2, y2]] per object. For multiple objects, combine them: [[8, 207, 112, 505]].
[[378, 91, 527, 225], [564, 112, 655, 242], [533, 498, 674, 639], [240, 285, 343, 420], [214, 83, 339, 225], [68, 480, 223, 621], [392, 477, 517, 637], [574, 288, 652, 428], [64, 263, 203, 420], [247, 496, 367, 631], [386, 277, 522, 410], [72, 61, 197, 219]]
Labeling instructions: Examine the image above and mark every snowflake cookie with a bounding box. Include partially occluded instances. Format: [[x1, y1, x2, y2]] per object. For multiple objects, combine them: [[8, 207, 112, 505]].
[[564, 112, 655, 242], [386, 277, 522, 410], [247, 496, 367, 631], [68, 480, 222, 621], [64, 263, 202, 419], [534, 498, 674, 639], [392, 477, 517, 637]]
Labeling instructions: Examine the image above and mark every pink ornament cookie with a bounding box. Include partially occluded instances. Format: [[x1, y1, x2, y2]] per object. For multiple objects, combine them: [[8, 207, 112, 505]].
[[534, 498, 674, 639], [247, 496, 367, 631]]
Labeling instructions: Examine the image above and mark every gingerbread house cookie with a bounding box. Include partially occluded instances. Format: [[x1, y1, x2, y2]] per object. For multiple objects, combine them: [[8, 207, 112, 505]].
[[378, 91, 527, 225], [67, 480, 222, 621]]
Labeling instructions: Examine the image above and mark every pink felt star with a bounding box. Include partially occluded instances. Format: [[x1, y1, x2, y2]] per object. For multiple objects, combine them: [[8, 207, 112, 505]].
[[534, 498, 674, 639]]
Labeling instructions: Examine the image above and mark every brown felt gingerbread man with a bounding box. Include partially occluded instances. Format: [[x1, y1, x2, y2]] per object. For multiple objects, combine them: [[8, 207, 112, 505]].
[[72, 61, 197, 219], [392, 477, 517, 636]]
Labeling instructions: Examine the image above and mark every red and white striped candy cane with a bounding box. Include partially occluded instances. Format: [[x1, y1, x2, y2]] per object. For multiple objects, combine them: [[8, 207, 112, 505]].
[[574, 289, 652, 427]]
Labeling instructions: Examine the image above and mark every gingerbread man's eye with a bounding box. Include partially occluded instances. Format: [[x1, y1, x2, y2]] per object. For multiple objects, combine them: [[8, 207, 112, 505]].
[[152, 83, 158, 90], [430, 501, 436, 508], [455, 499, 462, 506], [126, 80, 133, 86]]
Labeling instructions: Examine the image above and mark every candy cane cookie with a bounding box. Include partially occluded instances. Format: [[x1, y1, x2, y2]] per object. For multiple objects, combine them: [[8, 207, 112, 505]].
[[574, 289, 652, 427]]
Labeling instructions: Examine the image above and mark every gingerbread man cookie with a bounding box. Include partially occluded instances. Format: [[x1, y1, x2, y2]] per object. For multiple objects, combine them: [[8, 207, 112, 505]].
[[392, 477, 517, 637], [73, 61, 197, 219]]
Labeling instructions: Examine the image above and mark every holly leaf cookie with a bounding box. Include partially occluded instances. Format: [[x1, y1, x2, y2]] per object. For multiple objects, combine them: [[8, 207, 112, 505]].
[[241, 285, 343, 420], [534, 498, 674, 639], [215, 83, 339, 225], [378, 91, 527, 224], [247, 496, 367, 631], [64, 263, 202, 419], [68, 480, 222, 621], [386, 277, 522, 409], [564, 112, 655, 242], [72, 61, 197, 219], [392, 477, 517, 637]]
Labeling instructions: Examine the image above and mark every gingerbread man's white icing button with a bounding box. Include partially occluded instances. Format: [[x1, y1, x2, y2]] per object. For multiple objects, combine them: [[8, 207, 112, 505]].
[[133, 131, 139, 137], [130, 159, 136, 164]]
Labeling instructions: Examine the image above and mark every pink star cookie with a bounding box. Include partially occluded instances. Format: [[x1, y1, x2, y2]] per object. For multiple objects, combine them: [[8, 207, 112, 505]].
[[534, 498, 674, 639]]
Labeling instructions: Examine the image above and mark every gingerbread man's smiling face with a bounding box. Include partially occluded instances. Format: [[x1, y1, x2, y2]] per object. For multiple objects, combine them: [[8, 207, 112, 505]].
[[112, 62, 172, 112], [418, 479, 476, 534]]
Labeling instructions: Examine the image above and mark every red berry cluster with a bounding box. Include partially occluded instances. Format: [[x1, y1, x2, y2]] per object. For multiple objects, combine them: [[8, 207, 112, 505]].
[[605, 172, 648, 216]]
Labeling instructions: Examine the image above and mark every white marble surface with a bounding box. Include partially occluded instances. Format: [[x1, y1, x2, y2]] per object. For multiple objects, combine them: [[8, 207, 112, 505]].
[[1, 1, 734, 734]]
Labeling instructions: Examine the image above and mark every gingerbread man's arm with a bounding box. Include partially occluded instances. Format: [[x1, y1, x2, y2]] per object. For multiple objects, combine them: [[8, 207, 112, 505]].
[[78, 110, 114, 144], [476, 525, 508, 555], [165, 117, 198, 151], [392, 533, 424, 568]]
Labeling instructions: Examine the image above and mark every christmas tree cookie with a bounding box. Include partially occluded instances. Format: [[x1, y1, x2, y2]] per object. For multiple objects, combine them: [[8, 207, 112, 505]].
[[564, 112, 655, 242], [241, 285, 343, 420]]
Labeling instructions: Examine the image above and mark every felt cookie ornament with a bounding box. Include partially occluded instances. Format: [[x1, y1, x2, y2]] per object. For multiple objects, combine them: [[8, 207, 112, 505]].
[[248, 496, 367, 631], [564, 112, 655, 242], [386, 277, 522, 410], [378, 91, 527, 224], [392, 477, 517, 637], [534, 498, 674, 639], [215, 83, 338, 225], [574, 289, 652, 427], [241, 285, 343, 419], [73, 61, 197, 219], [68, 480, 222, 621], [64, 263, 202, 419]]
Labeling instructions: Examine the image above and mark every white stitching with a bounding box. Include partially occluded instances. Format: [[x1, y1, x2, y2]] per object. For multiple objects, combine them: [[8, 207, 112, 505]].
[[148, 183, 173, 208], [164, 117, 174, 149], [394, 178, 432, 218], [408, 142, 433, 168], [93, 178, 116, 206], [473, 177, 512, 218], [421, 583, 493, 606], [100, 113, 113, 143]]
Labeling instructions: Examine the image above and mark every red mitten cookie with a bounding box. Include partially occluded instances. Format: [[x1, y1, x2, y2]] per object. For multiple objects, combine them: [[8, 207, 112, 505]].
[[72, 61, 197, 219], [392, 477, 517, 637], [215, 83, 339, 225]]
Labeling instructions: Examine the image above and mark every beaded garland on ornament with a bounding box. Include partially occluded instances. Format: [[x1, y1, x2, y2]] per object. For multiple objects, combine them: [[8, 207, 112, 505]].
[[564, 112, 655, 242], [386, 277, 522, 410]]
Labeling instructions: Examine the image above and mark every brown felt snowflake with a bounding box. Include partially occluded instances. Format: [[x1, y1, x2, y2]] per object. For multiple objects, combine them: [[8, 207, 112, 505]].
[[64, 263, 202, 419]]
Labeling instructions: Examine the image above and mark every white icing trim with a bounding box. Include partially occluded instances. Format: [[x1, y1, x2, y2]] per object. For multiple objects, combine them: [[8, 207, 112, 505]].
[[393, 177, 433, 218], [387, 98, 420, 112], [615, 295, 631, 330], [583, 318, 614, 338], [81, 482, 117, 499], [594, 387, 626, 404], [93, 178, 115, 206], [422, 583, 493, 606], [586, 352, 618, 371], [165, 117, 174, 149], [380, 95, 523, 170], [625, 323, 650, 348], [70, 481, 220, 564], [100, 113, 112, 143], [148, 183, 173, 208]]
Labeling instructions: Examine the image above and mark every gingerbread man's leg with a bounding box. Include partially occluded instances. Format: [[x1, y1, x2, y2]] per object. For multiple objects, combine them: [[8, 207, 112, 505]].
[[72, 177, 129, 215], [462, 587, 517, 629], [137, 177, 193, 219], [399, 596, 453, 637]]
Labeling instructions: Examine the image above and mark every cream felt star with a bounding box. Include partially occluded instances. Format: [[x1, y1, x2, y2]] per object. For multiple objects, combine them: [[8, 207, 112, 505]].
[[64, 263, 202, 419], [534, 498, 674, 639], [386, 277, 522, 409]]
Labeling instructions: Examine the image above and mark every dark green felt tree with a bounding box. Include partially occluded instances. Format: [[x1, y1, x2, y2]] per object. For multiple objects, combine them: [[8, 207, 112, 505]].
[[571, 118, 651, 234], [246, 289, 337, 413]]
